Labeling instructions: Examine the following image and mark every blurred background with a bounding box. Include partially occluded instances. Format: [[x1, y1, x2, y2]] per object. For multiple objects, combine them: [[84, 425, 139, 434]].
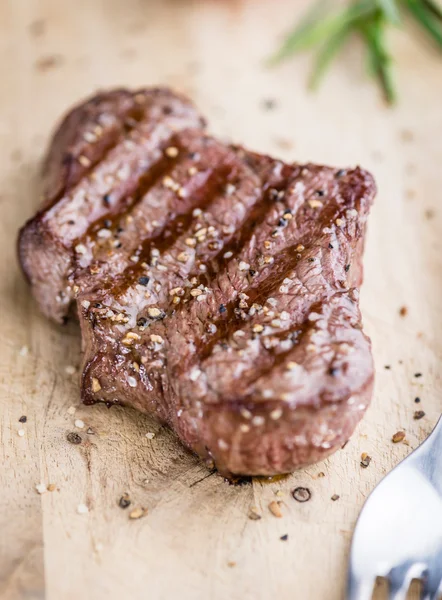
[[1, 2, 441, 599]]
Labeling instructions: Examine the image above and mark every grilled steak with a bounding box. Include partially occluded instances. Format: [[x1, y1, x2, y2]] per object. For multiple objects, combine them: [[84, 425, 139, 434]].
[[18, 88, 376, 477]]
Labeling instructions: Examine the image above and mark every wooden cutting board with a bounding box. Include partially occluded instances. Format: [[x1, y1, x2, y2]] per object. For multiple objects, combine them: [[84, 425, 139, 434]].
[[1, 1, 441, 598]]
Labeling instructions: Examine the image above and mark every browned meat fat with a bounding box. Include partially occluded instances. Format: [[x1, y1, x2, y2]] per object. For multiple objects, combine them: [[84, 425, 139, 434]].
[[18, 87, 376, 477]]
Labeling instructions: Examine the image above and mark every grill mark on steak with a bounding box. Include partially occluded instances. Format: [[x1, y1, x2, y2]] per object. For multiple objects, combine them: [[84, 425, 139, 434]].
[[83, 162, 294, 353], [84, 133, 183, 241], [93, 161, 367, 384], [120, 163, 236, 292], [77, 144, 267, 330], [41, 90, 139, 209], [202, 177, 289, 281], [18, 88, 376, 477], [18, 88, 204, 322], [59, 106, 147, 198], [165, 170, 348, 365], [72, 133, 254, 302], [44, 91, 195, 214]]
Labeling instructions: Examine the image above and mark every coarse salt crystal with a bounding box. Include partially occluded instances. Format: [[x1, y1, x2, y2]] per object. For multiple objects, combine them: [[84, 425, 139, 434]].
[[270, 408, 283, 420], [97, 228, 112, 239], [75, 244, 87, 255], [165, 146, 179, 157], [189, 368, 201, 381], [146, 432, 155, 440], [286, 361, 299, 371], [75, 419, 85, 429], [127, 376, 137, 388], [77, 503, 89, 514], [240, 408, 252, 420]]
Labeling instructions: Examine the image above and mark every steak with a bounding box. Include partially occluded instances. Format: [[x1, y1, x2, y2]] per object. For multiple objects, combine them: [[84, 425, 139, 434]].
[[18, 88, 376, 477]]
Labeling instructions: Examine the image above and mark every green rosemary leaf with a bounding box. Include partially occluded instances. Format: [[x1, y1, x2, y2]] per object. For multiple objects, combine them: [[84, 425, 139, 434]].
[[309, 26, 352, 89], [422, 0, 442, 20], [405, 0, 442, 47], [362, 15, 396, 104], [268, 0, 375, 65], [376, 0, 401, 24]]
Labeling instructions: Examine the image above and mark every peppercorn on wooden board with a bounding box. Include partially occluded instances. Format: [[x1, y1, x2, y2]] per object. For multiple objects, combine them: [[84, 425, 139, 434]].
[[1, 1, 441, 599]]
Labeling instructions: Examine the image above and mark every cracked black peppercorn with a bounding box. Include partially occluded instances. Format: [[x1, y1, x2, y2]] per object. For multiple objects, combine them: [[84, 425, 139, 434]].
[[138, 276, 150, 286], [119, 493, 131, 509], [360, 454, 372, 468], [67, 432, 82, 445], [292, 487, 311, 502]]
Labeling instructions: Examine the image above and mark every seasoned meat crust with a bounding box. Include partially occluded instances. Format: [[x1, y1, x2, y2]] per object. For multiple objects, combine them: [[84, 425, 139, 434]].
[[18, 88, 376, 477]]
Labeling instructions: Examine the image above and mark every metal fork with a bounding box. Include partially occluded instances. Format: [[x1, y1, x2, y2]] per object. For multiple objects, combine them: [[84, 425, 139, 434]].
[[347, 416, 442, 600]]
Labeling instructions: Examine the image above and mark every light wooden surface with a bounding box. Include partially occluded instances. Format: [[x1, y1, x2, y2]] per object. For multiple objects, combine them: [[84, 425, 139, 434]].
[[1, 1, 441, 599]]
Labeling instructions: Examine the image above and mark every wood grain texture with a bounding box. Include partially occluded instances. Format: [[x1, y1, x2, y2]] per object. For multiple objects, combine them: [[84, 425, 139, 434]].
[[0, 0, 441, 599]]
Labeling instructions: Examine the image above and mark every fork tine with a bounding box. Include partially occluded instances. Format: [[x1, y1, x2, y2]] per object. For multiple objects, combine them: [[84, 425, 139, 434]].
[[422, 577, 442, 600], [389, 562, 428, 600], [422, 553, 442, 600], [346, 575, 375, 600]]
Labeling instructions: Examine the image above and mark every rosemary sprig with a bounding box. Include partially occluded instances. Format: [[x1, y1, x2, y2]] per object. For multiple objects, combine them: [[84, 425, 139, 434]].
[[270, 0, 442, 103], [361, 13, 396, 103], [268, 0, 375, 65], [309, 24, 352, 89], [405, 0, 442, 46]]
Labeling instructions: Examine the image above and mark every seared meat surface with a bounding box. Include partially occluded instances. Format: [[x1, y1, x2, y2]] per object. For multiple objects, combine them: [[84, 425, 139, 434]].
[[18, 88, 376, 477]]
